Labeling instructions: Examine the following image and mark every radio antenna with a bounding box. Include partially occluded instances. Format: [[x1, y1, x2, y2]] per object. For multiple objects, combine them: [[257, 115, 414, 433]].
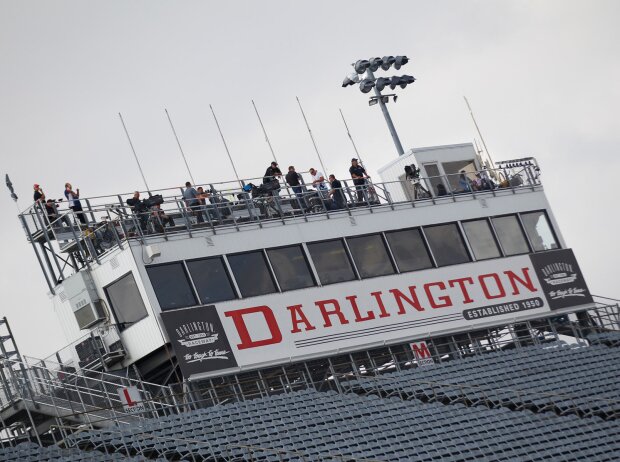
[[463, 96, 495, 168], [251, 100, 278, 165], [339, 108, 365, 167], [165, 108, 196, 185], [209, 105, 242, 188], [119, 112, 151, 193], [296, 96, 327, 175]]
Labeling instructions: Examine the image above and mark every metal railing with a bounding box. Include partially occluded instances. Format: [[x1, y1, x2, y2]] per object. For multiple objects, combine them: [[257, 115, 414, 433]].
[[0, 303, 618, 456], [19, 163, 543, 287]]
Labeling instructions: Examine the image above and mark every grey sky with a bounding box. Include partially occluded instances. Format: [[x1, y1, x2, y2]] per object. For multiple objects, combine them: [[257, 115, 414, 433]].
[[1, 0, 618, 358]]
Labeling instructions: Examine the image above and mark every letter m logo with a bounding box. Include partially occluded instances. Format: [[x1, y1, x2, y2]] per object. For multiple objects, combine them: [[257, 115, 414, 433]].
[[410, 341, 435, 367]]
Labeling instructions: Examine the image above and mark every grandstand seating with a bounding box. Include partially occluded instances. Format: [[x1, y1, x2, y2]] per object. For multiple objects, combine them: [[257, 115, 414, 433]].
[[2, 342, 619, 461], [0, 441, 150, 461], [343, 342, 620, 419]]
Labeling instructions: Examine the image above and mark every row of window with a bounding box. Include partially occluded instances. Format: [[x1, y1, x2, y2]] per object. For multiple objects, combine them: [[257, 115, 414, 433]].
[[143, 210, 558, 312]]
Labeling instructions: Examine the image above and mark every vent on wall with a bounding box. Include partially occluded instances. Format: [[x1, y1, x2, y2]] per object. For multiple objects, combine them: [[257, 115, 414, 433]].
[[58, 291, 68, 303], [110, 257, 120, 270]]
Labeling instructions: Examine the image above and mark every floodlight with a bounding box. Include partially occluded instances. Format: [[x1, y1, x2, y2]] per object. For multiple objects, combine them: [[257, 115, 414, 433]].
[[398, 75, 416, 88], [394, 55, 409, 69], [369, 98, 379, 106], [381, 56, 395, 71], [381, 95, 389, 104], [359, 78, 375, 93], [369, 57, 383, 72], [354, 59, 370, 74], [342, 73, 360, 87], [375, 77, 391, 92]]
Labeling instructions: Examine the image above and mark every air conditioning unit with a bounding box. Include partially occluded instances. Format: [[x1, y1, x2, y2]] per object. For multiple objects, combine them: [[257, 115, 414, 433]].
[[62, 271, 106, 330]]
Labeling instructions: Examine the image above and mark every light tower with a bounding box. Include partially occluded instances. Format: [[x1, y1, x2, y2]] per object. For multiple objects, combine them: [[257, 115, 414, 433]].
[[342, 55, 415, 156]]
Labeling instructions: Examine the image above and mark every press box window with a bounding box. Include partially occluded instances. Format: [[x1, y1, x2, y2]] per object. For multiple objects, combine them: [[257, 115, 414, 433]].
[[423, 223, 471, 266], [491, 215, 530, 255], [146, 262, 197, 310], [520, 211, 559, 252], [227, 251, 277, 297], [307, 239, 357, 285], [385, 228, 433, 272], [346, 234, 395, 279], [186, 257, 237, 304], [104, 272, 148, 331], [462, 219, 501, 260], [266, 246, 316, 291]]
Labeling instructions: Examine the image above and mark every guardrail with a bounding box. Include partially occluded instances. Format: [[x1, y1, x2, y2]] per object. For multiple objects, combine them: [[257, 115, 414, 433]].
[[19, 164, 542, 289]]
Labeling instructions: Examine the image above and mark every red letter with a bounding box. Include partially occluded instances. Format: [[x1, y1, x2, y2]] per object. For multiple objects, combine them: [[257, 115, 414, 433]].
[[370, 291, 391, 318], [410, 342, 432, 360], [224, 306, 282, 350], [346, 295, 376, 323], [315, 299, 349, 328], [479, 273, 506, 299], [287, 304, 316, 333], [389, 287, 425, 314], [504, 268, 537, 295], [424, 282, 452, 308], [448, 277, 475, 304]]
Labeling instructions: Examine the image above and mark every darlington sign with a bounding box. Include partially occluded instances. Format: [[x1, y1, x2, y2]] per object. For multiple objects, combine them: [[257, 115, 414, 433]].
[[162, 249, 592, 379]]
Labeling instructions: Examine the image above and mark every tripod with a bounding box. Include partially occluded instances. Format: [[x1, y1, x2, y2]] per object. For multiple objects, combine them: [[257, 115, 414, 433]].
[[411, 179, 431, 200]]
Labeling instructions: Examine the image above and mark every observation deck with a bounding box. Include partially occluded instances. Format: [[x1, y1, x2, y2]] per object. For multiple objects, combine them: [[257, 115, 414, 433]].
[[19, 159, 542, 293]]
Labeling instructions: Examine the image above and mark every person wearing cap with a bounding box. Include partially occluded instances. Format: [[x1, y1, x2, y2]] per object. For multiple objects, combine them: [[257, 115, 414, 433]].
[[263, 161, 282, 184], [285, 166, 305, 206], [349, 158, 369, 202], [33, 184, 45, 204]]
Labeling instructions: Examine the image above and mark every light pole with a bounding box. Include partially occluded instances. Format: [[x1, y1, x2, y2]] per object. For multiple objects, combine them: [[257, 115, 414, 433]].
[[342, 55, 415, 157]]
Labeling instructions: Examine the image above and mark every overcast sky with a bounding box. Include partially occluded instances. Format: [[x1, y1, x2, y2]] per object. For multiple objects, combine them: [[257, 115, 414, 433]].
[[1, 1, 618, 358]]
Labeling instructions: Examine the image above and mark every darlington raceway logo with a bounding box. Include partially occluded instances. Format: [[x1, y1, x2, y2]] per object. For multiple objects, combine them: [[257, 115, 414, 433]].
[[174, 321, 231, 364], [539, 262, 586, 300]]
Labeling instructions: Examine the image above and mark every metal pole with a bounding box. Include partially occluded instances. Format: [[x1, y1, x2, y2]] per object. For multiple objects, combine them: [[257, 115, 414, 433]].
[[338, 108, 364, 167], [209, 105, 243, 188], [366, 69, 405, 156], [165, 108, 196, 185], [251, 100, 278, 165], [118, 113, 151, 193], [296, 96, 328, 175], [464, 96, 495, 168]]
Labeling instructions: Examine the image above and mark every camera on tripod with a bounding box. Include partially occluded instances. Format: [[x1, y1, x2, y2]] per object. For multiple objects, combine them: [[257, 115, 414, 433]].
[[404, 164, 421, 182], [143, 194, 164, 208]]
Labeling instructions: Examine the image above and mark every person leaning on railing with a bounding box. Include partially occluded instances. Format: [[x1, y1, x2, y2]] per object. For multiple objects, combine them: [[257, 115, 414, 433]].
[[328, 174, 346, 210], [349, 158, 369, 202], [126, 191, 149, 232], [183, 181, 204, 223]]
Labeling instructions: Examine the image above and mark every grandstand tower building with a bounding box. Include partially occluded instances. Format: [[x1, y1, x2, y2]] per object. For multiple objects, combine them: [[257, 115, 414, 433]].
[[4, 115, 620, 460]]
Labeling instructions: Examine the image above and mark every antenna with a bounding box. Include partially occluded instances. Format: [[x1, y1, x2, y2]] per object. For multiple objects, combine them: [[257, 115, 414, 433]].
[[251, 100, 278, 165], [296, 97, 327, 175], [118, 113, 151, 193], [463, 96, 495, 168], [339, 108, 365, 167], [209, 105, 242, 188], [165, 108, 196, 185]]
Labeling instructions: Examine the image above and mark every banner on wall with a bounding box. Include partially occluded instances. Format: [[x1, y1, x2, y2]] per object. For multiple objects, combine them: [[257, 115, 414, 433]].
[[161, 249, 592, 379]]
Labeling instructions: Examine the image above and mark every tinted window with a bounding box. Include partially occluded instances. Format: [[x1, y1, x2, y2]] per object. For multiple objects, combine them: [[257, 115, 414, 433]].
[[227, 251, 277, 297], [186, 257, 236, 304], [520, 211, 559, 252], [266, 246, 315, 291], [423, 224, 471, 266], [462, 219, 501, 260], [105, 273, 148, 331], [307, 239, 356, 285], [146, 263, 197, 310], [385, 228, 433, 272], [346, 234, 395, 279], [492, 215, 530, 255]]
